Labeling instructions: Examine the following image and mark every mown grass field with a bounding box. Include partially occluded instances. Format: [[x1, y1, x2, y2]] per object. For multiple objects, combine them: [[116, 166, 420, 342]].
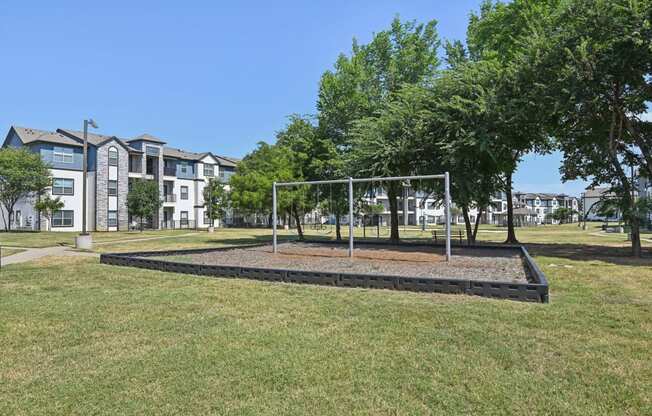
[[1, 225, 650, 414]]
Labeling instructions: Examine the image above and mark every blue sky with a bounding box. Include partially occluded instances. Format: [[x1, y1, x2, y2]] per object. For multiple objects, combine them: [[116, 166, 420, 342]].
[[2, 0, 592, 195]]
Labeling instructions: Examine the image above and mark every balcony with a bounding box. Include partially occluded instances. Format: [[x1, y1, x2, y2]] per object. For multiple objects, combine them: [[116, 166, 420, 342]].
[[164, 166, 176, 177], [163, 194, 176, 203]]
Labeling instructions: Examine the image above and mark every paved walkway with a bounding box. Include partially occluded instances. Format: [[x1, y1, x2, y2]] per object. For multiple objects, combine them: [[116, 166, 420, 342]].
[[1, 246, 98, 267]]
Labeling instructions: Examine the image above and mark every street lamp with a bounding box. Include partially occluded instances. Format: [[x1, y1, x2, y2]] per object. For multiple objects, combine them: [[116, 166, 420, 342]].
[[75, 118, 98, 249]]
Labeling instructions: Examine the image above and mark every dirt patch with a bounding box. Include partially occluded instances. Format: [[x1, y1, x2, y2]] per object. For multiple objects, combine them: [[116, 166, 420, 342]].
[[153, 243, 529, 283]]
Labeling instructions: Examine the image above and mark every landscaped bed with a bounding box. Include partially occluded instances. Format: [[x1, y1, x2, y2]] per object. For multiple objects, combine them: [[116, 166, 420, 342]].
[[101, 241, 548, 302], [152, 242, 529, 282]]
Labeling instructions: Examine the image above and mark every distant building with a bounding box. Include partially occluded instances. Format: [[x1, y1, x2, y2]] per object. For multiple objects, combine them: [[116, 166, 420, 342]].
[[2, 126, 238, 231]]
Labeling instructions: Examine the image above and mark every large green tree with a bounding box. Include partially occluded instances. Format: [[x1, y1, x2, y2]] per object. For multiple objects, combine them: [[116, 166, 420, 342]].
[[535, 0, 652, 256], [322, 17, 440, 242], [466, 0, 557, 243], [419, 58, 504, 244], [0, 147, 51, 231]]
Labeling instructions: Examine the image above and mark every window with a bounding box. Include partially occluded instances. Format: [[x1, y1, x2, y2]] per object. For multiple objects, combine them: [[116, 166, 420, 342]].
[[53, 147, 74, 164], [52, 178, 74, 195], [180, 211, 189, 225], [203, 164, 214, 177], [180, 186, 188, 200], [108, 211, 118, 227], [108, 180, 118, 196], [180, 163, 188, 174], [52, 210, 74, 227], [15, 210, 22, 227], [108, 147, 119, 166]]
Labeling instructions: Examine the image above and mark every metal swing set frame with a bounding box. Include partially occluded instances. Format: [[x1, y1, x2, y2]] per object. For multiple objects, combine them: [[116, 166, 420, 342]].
[[272, 173, 452, 261]]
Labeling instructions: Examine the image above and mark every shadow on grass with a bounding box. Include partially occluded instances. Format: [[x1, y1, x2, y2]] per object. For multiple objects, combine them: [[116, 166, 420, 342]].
[[522, 242, 651, 267]]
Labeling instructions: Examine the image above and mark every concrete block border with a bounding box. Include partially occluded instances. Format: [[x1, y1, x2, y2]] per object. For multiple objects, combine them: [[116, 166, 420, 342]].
[[100, 242, 549, 303]]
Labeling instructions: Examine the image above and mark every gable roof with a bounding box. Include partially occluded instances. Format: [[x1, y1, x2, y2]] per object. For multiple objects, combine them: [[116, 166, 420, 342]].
[[57, 129, 141, 153]]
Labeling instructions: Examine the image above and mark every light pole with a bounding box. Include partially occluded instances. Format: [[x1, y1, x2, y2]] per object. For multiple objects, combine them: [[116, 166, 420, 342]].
[[75, 119, 98, 249]]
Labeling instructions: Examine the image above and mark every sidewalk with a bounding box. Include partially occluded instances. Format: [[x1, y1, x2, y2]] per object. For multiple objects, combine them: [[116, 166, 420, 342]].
[[1, 246, 98, 267]]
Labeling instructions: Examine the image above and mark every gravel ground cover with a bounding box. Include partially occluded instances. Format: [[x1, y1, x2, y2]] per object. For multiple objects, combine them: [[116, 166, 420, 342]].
[[151, 242, 530, 282]]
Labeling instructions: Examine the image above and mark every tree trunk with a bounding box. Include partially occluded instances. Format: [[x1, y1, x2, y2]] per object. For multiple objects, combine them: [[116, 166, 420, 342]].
[[461, 206, 474, 245], [387, 184, 400, 243], [505, 172, 518, 243], [140, 217, 144, 232], [473, 208, 483, 243], [335, 213, 341, 241], [630, 216, 642, 257], [293, 205, 304, 240]]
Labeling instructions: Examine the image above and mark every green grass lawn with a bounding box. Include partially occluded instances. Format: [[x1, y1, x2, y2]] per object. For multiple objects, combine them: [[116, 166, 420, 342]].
[[1, 226, 651, 414], [0, 229, 197, 248]]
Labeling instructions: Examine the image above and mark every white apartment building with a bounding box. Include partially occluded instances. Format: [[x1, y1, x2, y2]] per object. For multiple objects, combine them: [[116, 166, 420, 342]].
[[1, 126, 237, 232]]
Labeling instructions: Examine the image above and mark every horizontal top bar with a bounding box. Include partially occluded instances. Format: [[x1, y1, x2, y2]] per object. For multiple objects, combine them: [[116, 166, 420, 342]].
[[275, 174, 446, 187]]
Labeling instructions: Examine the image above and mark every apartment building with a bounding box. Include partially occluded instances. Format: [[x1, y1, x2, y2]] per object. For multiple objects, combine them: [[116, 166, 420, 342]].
[[514, 192, 580, 224], [1, 126, 237, 232]]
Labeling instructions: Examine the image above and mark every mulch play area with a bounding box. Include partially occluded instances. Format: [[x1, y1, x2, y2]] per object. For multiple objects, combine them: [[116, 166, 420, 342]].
[[158, 242, 530, 283]]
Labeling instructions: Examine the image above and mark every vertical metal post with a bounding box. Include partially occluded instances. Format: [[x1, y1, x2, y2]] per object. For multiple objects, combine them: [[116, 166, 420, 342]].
[[272, 182, 277, 253], [82, 120, 88, 235], [348, 177, 354, 258], [444, 171, 451, 261]]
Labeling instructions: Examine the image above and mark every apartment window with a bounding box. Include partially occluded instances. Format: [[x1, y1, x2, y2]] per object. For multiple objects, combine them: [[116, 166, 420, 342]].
[[108, 147, 119, 166], [180, 163, 188, 174], [52, 210, 74, 227], [203, 164, 214, 177], [52, 178, 74, 195], [180, 186, 188, 200], [180, 211, 189, 225], [108, 180, 118, 196], [108, 210, 118, 227], [53, 147, 74, 164]]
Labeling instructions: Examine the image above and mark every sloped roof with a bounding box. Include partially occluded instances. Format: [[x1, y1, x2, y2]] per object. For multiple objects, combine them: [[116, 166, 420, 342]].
[[214, 155, 238, 167], [127, 133, 166, 144], [10, 126, 81, 147], [6, 125, 238, 163], [57, 129, 140, 153], [162, 147, 206, 161]]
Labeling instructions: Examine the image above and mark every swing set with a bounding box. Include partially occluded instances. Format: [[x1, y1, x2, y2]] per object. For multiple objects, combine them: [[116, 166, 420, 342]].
[[272, 173, 452, 261]]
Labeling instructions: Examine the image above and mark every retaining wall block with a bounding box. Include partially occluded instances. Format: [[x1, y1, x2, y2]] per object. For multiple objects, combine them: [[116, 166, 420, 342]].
[[198, 264, 241, 278], [466, 281, 546, 302], [339, 273, 398, 289], [240, 267, 286, 282], [286, 271, 338, 286], [397, 277, 470, 294]]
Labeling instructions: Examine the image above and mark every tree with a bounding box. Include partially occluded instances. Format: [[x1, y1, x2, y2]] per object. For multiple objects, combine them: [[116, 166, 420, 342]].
[[127, 180, 162, 231], [350, 86, 430, 242], [318, 17, 441, 242], [229, 139, 307, 237], [0, 147, 51, 231], [535, 0, 652, 256], [418, 58, 504, 245], [203, 178, 229, 228], [550, 207, 577, 224], [34, 195, 64, 232], [466, 0, 557, 243]]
